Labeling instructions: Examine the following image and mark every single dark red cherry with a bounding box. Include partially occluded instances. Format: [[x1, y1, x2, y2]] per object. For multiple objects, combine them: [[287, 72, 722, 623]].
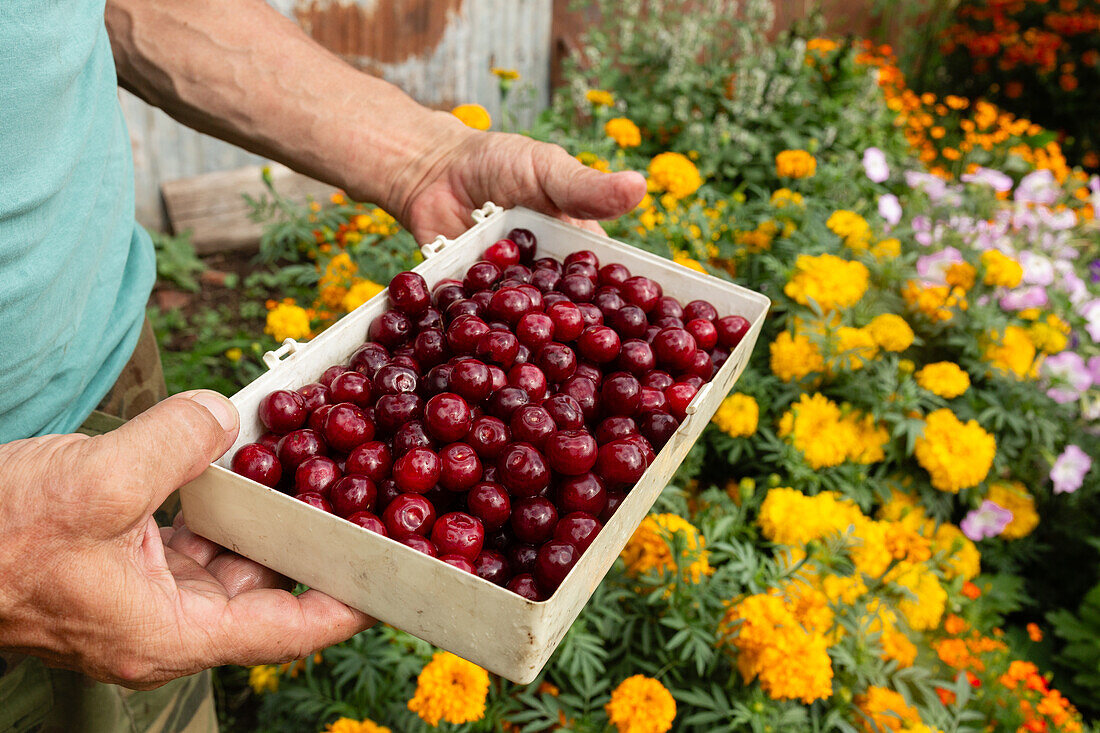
[[423, 363, 453, 396], [716, 315, 751, 349], [277, 429, 327, 470], [536, 342, 578, 383], [531, 268, 562, 294], [392, 421, 434, 457], [595, 439, 648, 486], [294, 456, 341, 496], [463, 261, 502, 291], [595, 416, 638, 444], [611, 305, 649, 339], [414, 306, 444, 332], [449, 359, 493, 403], [652, 327, 698, 371], [638, 409, 678, 449], [507, 227, 538, 263], [511, 497, 558, 544], [641, 370, 675, 390], [577, 302, 604, 328], [517, 284, 544, 313], [685, 349, 716, 379], [574, 361, 603, 384], [374, 393, 424, 434], [307, 404, 333, 433], [601, 490, 626, 522], [376, 479, 401, 511], [257, 431, 282, 452], [557, 473, 608, 515], [439, 443, 483, 492], [413, 329, 448, 368], [231, 443, 282, 487], [559, 273, 595, 302], [258, 390, 307, 432], [621, 276, 662, 312], [467, 416, 511, 460], [504, 264, 533, 283], [368, 310, 413, 347], [349, 343, 390, 377], [431, 512, 485, 560], [576, 325, 621, 364], [296, 383, 329, 412], [516, 312, 555, 350], [653, 296, 685, 321], [477, 329, 520, 367], [544, 430, 599, 475], [433, 282, 467, 312], [683, 299, 718, 322], [554, 512, 603, 552], [639, 386, 669, 413], [330, 475, 377, 517], [545, 301, 584, 342], [487, 364, 508, 392], [711, 347, 731, 369], [543, 394, 584, 430], [294, 492, 333, 513], [598, 263, 631, 286], [665, 382, 699, 421], [508, 543, 538, 574], [653, 316, 685, 330], [566, 262, 599, 286], [485, 238, 521, 267], [391, 352, 419, 370], [593, 288, 626, 318], [559, 376, 600, 422], [392, 447, 442, 493], [329, 371, 373, 408], [616, 339, 656, 375], [446, 298, 483, 322], [400, 535, 438, 556], [601, 372, 642, 416], [383, 493, 437, 537], [564, 250, 598, 268], [466, 481, 511, 530], [622, 433, 657, 466], [485, 386, 530, 420], [510, 405, 557, 448], [346, 511, 387, 535], [389, 272, 431, 314], [474, 550, 510, 585], [535, 541, 579, 594], [498, 442, 551, 498], [507, 573, 542, 601], [685, 318, 718, 351], [319, 364, 349, 388], [508, 363, 548, 401], [322, 403, 373, 452], [488, 287, 532, 324], [424, 392, 473, 442], [680, 374, 705, 389], [447, 315, 490, 355]]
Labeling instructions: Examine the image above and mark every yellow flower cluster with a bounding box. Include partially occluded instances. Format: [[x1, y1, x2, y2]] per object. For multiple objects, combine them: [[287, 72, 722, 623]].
[[769, 331, 825, 382], [711, 393, 759, 437], [873, 237, 902, 259], [672, 251, 707, 273], [621, 513, 711, 583], [770, 188, 805, 208], [826, 210, 873, 250], [490, 67, 519, 81], [915, 362, 971, 398], [342, 279, 385, 313], [831, 326, 879, 371], [902, 280, 968, 322], [605, 117, 642, 148], [1027, 314, 1070, 354], [778, 394, 888, 469], [734, 220, 780, 252], [757, 488, 864, 546], [986, 481, 1039, 539], [980, 249, 1024, 288], [890, 562, 947, 631], [451, 103, 491, 130], [318, 252, 358, 310], [775, 149, 817, 178], [913, 409, 996, 492], [984, 325, 1039, 379], [265, 300, 311, 343], [605, 675, 677, 733], [647, 152, 702, 199], [248, 664, 279, 693], [785, 254, 870, 311], [322, 718, 391, 733], [586, 88, 615, 106], [854, 686, 921, 732], [576, 151, 612, 173], [407, 652, 490, 727], [866, 314, 915, 352]]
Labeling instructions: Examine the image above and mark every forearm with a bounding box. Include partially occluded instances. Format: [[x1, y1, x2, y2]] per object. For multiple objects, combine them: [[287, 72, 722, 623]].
[[105, 0, 473, 213]]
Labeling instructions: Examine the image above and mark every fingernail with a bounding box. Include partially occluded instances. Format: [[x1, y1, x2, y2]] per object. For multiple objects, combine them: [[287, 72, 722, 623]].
[[189, 391, 239, 432]]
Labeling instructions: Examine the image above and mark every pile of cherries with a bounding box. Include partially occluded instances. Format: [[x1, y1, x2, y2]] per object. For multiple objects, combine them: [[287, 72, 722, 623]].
[[230, 228, 749, 600]]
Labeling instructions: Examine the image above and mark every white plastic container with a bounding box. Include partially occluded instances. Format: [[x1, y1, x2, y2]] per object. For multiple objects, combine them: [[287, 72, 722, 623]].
[[179, 204, 769, 683]]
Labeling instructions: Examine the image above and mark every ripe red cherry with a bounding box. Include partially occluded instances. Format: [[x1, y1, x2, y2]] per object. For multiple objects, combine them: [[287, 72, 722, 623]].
[[601, 490, 626, 522], [517, 284, 544, 313], [440, 555, 476, 573], [467, 481, 511, 530], [294, 492, 333, 513], [376, 479, 401, 510], [277, 429, 327, 470], [467, 416, 510, 459], [685, 318, 718, 350], [564, 250, 598, 268], [374, 393, 424, 433], [652, 327, 698, 371], [415, 306, 445, 332], [532, 268, 562, 293], [559, 273, 594, 302], [595, 439, 648, 486], [545, 430, 599, 475], [510, 405, 557, 448], [446, 298, 483, 322], [329, 371, 373, 408], [680, 374, 705, 389], [383, 493, 437, 537], [508, 543, 538, 573], [400, 536, 438, 556], [685, 349, 716, 379], [577, 302, 604, 328], [424, 393, 473, 442], [516, 312, 554, 349], [231, 443, 282, 487], [464, 261, 502, 291], [616, 340, 656, 375], [559, 376, 600, 422], [474, 550, 510, 585], [488, 287, 532, 324], [368, 310, 413, 347], [507, 227, 538, 263], [507, 573, 542, 601], [534, 541, 579, 594], [598, 263, 631, 286], [536, 342, 578, 383], [683, 299, 718, 322], [322, 403, 374, 451], [477, 329, 519, 367], [413, 329, 448, 368], [392, 421, 435, 455], [392, 447, 442, 493], [449, 359, 493, 403], [433, 282, 467, 311], [574, 362, 603, 384], [258, 390, 307, 432], [485, 237, 521, 267], [622, 433, 657, 466], [350, 343, 390, 377], [554, 512, 603, 551], [601, 372, 642, 416], [653, 316, 684, 330], [305, 405, 332, 433], [665, 382, 699, 420], [257, 431, 282, 452], [431, 512, 485, 560], [511, 497, 558, 543], [611, 305, 649, 339], [330, 475, 377, 517], [620, 276, 662, 312], [639, 386, 669, 413], [543, 394, 584, 430], [576, 326, 621, 363], [485, 386, 530, 420], [504, 264, 533, 283], [447, 315, 490, 355], [642, 370, 675, 390], [508, 363, 548, 400], [498, 442, 551, 498], [423, 363, 452, 396], [346, 511, 387, 535], [297, 383, 329, 412], [595, 416, 638, 444], [294, 456, 341, 496], [716, 315, 751, 348], [487, 364, 507, 392], [319, 364, 349, 387], [439, 443, 483, 492], [593, 288, 626, 318], [557, 472, 608, 515], [545, 301, 584, 342], [389, 272, 431, 314]]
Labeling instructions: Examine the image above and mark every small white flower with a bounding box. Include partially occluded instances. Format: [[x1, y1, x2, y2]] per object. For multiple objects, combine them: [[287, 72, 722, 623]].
[[863, 147, 890, 183], [878, 194, 902, 226], [1051, 445, 1092, 494]]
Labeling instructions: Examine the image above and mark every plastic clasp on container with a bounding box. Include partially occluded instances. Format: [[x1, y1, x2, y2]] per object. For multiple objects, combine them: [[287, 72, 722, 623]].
[[262, 338, 302, 370], [470, 201, 504, 223], [420, 235, 451, 259]]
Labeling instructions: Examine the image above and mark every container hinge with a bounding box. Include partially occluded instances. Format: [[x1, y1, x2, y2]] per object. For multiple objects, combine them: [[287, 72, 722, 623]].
[[420, 234, 452, 259], [471, 201, 504, 224], [675, 383, 713, 435], [262, 338, 303, 370]]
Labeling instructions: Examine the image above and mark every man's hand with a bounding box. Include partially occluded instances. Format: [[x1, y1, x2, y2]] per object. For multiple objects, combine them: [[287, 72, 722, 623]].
[[0, 391, 371, 689]]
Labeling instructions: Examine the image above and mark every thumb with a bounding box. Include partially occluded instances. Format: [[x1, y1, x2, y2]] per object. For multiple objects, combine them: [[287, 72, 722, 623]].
[[85, 390, 239, 516], [536, 146, 647, 221]]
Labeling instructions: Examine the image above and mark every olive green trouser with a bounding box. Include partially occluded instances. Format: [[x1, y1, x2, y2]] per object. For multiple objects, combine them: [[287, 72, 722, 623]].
[[0, 320, 219, 733]]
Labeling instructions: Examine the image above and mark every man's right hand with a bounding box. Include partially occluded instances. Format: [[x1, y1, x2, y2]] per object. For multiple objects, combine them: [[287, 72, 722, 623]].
[[0, 390, 372, 689]]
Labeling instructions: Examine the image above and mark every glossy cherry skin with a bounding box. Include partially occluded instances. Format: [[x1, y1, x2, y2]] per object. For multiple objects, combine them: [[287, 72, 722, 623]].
[[329, 371, 373, 408], [601, 491, 626, 523], [231, 443, 282, 487], [559, 376, 600, 423], [257, 431, 282, 452], [622, 433, 657, 466], [684, 349, 716, 380], [545, 301, 584, 342], [531, 268, 562, 293], [576, 325, 621, 364], [517, 284, 544, 313], [598, 262, 631, 286], [446, 298, 483, 322], [508, 363, 548, 401], [319, 364, 349, 388], [389, 272, 431, 314], [487, 364, 507, 392], [474, 550, 511, 585], [593, 288, 626, 318], [544, 430, 599, 475], [516, 312, 554, 350], [447, 315, 490, 355], [374, 393, 424, 434], [488, 287, 532, 324], [543, 394, 585, 430], [258, 390, 307, 432], [392, 447, 442, 494], [616, 340, 656, 375], [559, 273, 594, 302], [294, 492, 333, 513], [685, 318, 718, 351], [711, 347, 731, 369], [466, 481, 511, 530], [448, 358, 493, 403], [498, 442, 551, 498], [503, 264, 533, 284], [464, 260, 503, 291], [507, 573, 542, 601], [653, 296, 684, 321], [440, 555, 476, 573], [349, 343, 390, 377], [368, 310, 413, 347], [330, 475, 377, 517], [716, 315, 751, 348], [477, 329, 520, 367], [376, 479, 401, 511], [510, 405, 557, 448], [683, 299, 718, 322], [507, 227, 538, 262], [433, 282, 467, 311], [554, 513, 603, 552], [383, 493, 437, 538], [601, 373, 642, 416], [665, 382, 699, 421], [322, 403, 373, 452], [413, 329, 448, 368], [294, 456, 342, 497], [439, 443, 483, 492], [507, 543, 538, 574], [536, 342, 578, 383], [639, 386, 669, 414], [653, 316, 684, 330], [424, 392, 473, 442], [620, 276, 662, 312], [595, 416, 638, 444], [277, 429, 327, 471], [577, 302, 604, 328], [652, 327, 698, 371], [535, 541, 580, 594], [641, 370, 675, 391], [557, 472, 608, 515], [611, 305, 649, 339], [467, 416, 511, 460], [595, 439, 648, 486], [346, 511, 387, 535], [297, 383, 329, 412], [485, 386, 530, 420], [485, 237, 520, 267], [534, 256, 561, 272], [415, 306, 445, 332], [391, 421, 435, 456], [400, 536, 438, 556], [431, 512, 485, 560], [511, 497, 558, 544], [423, 363, 453, 396], [637, 409, 678, 448]]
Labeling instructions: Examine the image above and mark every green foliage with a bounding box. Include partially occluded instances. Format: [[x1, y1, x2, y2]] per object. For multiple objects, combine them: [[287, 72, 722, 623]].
[[151, 229, 206, 292], [1049, 571, 1100, 710]]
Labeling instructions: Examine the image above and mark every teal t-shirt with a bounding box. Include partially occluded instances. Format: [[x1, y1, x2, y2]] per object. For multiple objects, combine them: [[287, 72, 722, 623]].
[[0, 0, 155, 442]]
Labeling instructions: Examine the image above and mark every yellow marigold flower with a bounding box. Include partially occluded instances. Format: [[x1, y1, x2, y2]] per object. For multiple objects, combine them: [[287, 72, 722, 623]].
[[889, 562, 947, 631], [847, 412, 890, 464], [757, 488, 864, 546], [780, 580, 835, 634], [712, 393, 758, 437], [832, 326, 879, 370], [576, 151, 612, 173], [265, 301, 311, 343], [770, 331, 825, 382], [407, 651, 490, 727], [342, 279, 385, 313], [902, 281, 967, 322], [1027, 623, 1043, 642], [490, 67, 519, 81], [983, 325, 1038, 379], [854, 686, 920, 732], [849, 519, 893, 578], [672, 251, 707, 273], [734, 221, 779, 252], [915, 362, 970, 399], [945, 262, 977, 292], [248, 665, 279, 694], [778, 393, 861, 469], [585, 89, 615, 107], [605, 117, 642, 148], [932, 524, 980, 580], [866, 314, 914, 353], [980, 249, 1023, 288], [1028, 314, 1070, 354], [605, 675, 676, 733], [322, 718, 391, 733], [785, 254, 869, 311], [826, 210, 873, 250], [914, 409, 996, 492], [622, 513, 711, 583], [451, 103, 491, 131], [807, 38, 839, 54], [986, 481, 1039, 539], [647, 152, 702, 199], [822, 574, 868, 605], [225, 347, 243, 363], [776, 149, 817, 179], [873, 238, 901, 260], [881, 628, 918, 668], [770, 188, 805, 208]]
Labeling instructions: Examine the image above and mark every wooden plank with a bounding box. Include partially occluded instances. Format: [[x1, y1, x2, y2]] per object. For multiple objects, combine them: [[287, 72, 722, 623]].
[[161, 163, 338, 254]]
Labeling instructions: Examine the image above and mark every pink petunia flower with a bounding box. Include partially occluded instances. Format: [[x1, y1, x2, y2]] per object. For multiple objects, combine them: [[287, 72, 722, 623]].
[[1051, 445, 1092, 494], [961, 501, 1014, 541]]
